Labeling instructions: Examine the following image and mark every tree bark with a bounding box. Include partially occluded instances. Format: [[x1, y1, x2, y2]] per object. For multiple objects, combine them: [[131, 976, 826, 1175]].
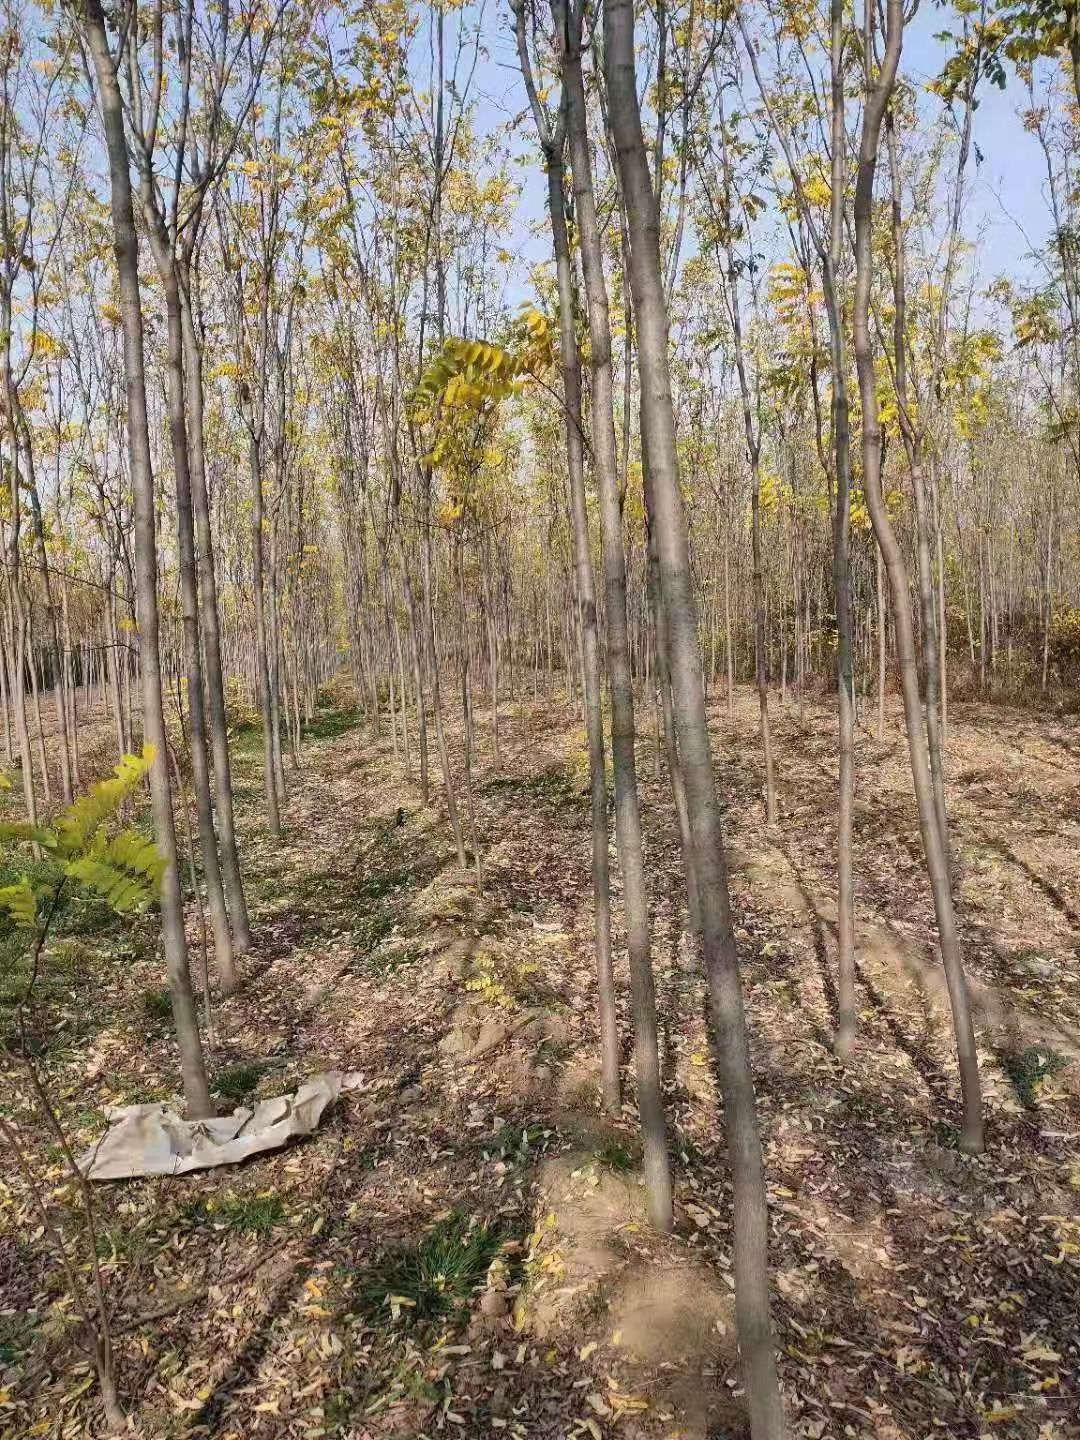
[[77, 0, 212, 1118], [514, 0, 621, 1117], [603, 1, 784, 1429], [563, 12, 672, 1220], [850, 0, 982, 1153], [178, 262, 253, 955]]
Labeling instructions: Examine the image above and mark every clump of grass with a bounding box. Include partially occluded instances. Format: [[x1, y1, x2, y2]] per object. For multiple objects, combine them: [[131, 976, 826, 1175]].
[[304, 706, 363, 740], [141, 986, 173, 1024], [593, 1135, 642, 1173], [0, 1314, 32, 1367], [495, 1122, 550, 1168], [94, 1219, 149, 1262], [355, 864, 410, 904], [1002, 1044, 1070, 1108], [214, 1061, 266, 1106], [352, 907, 399, 955], [211, 1192, 284, 1236], [357, 1212, 502, 1325], [369, 943, 421, 979]]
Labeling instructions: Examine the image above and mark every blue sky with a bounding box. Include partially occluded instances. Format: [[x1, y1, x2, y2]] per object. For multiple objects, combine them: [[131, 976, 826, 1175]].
[[902, 7, 1055, 281], [443, 1, 1059, 305]]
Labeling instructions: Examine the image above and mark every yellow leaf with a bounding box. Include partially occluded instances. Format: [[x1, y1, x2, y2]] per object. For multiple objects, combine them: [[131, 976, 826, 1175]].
[[1022, 1346, 1061, 1364]]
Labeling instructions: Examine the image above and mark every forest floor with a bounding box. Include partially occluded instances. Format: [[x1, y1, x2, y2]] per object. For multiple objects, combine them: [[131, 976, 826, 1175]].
[[2, 679, 1079, 1440]]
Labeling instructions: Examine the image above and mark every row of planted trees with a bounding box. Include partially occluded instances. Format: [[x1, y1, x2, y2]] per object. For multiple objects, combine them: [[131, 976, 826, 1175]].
[[1, 0, 1079, 1433]]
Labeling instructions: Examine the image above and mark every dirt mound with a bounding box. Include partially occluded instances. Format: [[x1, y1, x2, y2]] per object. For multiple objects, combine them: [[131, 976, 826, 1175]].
[[515, 1149, 742, 1438]]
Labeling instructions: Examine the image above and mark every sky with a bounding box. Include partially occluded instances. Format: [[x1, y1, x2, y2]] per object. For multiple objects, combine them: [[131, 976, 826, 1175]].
[[433, 1, 1061, 309], [901, 9, 1056, 281]]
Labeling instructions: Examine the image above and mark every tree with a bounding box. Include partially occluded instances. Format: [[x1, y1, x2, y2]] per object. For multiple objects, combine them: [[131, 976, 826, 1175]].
[[603, 0, 786, 1430], [70, 0, 212, 1118]]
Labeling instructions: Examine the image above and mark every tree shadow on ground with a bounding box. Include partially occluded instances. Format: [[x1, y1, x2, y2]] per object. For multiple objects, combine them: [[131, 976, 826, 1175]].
[[982, 834, 1080, 930]]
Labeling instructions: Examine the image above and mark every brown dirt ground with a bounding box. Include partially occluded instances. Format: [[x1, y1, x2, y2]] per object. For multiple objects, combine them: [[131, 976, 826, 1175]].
[[2, 679, 1078, 1440]]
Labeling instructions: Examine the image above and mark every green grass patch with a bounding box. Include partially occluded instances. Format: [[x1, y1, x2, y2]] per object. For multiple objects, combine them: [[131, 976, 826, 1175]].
[[494, 1123, 550, 1169], [355, 864, 411, 904], [593, 1134, 642, 1173], [141, 986, 173, 1024], [482, 765, 579, 811], [304, 706, 364, 740], [0, 1314, 33, 1367], [197, 1191, 285, 1236], [214, 1061, 268, 1105], [367, 943, 422, 979], [356, 1212, 502, 1326], [1001, 1044, 1070, 1108], [352, 906, 399, 954]]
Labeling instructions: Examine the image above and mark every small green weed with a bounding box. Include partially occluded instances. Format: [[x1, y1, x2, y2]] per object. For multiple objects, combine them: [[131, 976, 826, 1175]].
[[1002, 1044, 1070, 1108], [593, 1135, 642, 1173], [94, 1219, 149, 1262], [214, 1061, 266, 1105], [324, 1390, 354, 1432], [357, 1212, 502, 1325], [495, 1122, 550, 1168], [353, 907, 398, 954], [305, 706, 363, 740], [355, 865, 410, 904], [209, 1192, 284, 1236], [0, 1314, 32, 1366], [369, 944, 421, 979], [141, 986, 173, 1024]]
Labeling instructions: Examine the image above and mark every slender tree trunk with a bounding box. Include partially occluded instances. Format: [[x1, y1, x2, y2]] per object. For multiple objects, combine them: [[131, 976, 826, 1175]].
[[877, 544, 887, 742], [28, 639, 51, 806], [0, 623, 12, 767], [716, 151, 777, 826], [749, 482, 777, 824], [249, 431, 281, 839], [79, 0, 212, 1118], [20, 426, 73, 804], [143, 237, 235, 992], [826, 0, 857, 1057], [179, 266, 252, 955], [933, 461, 949, 745], [456, 539, 483, 892], [564, 20, 671, 1218], [724, 532, 734, 718], [422, 522, 466, 869], [851, 0, 982, 1153], [1042, 484, 1054, 692], [647, 503, 700, 936], [514, 2, 621, 1115], [603, 3, 784, 1429]]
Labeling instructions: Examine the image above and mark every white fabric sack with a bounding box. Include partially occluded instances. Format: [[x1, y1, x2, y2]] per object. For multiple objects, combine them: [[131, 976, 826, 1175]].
[[78, 1070, 364, 1180]]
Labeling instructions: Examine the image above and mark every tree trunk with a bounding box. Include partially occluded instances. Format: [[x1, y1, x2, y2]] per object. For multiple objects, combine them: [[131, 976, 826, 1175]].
[[80, 0, 212, 1118], [603, 2, 784, 1429], [143, 234, 235, 993], [564, 18, 671, 1220], [850, 0, 982, 1154], [514, 0, 621, 1116], [249, 430, 281, 839], [178, 264, 253, 955]]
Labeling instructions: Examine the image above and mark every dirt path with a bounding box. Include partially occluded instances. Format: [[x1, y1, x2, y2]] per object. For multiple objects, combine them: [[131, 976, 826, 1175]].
[[5, 686, 1079, 1440]]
